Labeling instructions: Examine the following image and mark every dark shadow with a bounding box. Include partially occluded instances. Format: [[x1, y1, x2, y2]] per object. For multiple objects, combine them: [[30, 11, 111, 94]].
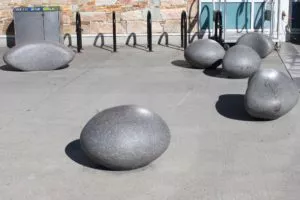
[[236, 1, 249, 33], [203, 68, 229, 78], [171, 60, 191, 68], [65, 139, 154, 172], [94, 33, 113, 52], [161, 44, 183, 51], [0, 64, 70, 72], [289, 33, 300, 44], [188, 0, 200, 43], [199, 5, 211, 39], [0, 65, 22, 72], [133, 44, 149, 52], [65, 139, 110, 170], [125, 33, 149, 52], [215, 94, 258, 121], [6, 20, 15, 48], [55, 64, 70, 70], [158, 32, 183, 50], [203, 66, 249, 79], [172, 59, 224, 70]]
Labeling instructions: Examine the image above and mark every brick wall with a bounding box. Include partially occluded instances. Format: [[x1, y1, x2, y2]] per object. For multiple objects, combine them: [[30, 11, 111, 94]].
[[0, 0, 199, 36]]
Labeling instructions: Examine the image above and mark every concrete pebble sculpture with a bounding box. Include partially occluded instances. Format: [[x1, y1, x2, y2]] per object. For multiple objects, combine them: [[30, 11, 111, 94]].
[[80, 105, 171, 170], [3, 41, 75, 71], [237, 32, 274, 58], [184, 39, 225, 69], [245, 69, 299, 120], [223, 45, 261, 78]]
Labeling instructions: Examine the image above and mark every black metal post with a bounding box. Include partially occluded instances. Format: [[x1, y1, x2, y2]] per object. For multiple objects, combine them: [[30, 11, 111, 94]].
[[214, 10, 223, 45], [181, 11, 184, 48], [147, 11, 152, 52], [112, 11, 117, 52], [181, 11, 187, 49], [218, 11, 223, 44], [76, 12, 83, 53]]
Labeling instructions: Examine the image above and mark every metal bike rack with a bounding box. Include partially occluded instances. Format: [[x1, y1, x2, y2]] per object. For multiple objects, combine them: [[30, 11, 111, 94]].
[[147, 11, 152, 52], [112, 11, 117, 52], [181, 11, 188, 49], [76, 11, 83, 53], [158, 32, 169, 46]]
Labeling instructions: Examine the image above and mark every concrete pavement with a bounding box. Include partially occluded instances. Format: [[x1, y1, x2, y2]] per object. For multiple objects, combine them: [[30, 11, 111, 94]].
[[0, 45, 300, 200]]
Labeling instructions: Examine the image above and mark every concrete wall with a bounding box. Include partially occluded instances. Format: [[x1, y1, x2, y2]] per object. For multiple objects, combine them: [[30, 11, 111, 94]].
[[0, 0, 198, 36]]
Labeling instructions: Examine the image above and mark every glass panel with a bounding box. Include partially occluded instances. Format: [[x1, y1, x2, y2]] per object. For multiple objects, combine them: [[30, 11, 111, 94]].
[[254, 2, 271, 30], [225, 2, 251, 30], [200, 2, 251, 30], [200, 3, 214, 30]]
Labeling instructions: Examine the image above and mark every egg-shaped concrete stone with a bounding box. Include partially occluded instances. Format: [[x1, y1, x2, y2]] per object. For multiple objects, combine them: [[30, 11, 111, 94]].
[[80, 105, 171, 170], [184, 39, 225, 69], [3, 41, 75, 71], [223, 45, 261, 78], [245, 69, 299, 120], [237, 32, 274, 58]]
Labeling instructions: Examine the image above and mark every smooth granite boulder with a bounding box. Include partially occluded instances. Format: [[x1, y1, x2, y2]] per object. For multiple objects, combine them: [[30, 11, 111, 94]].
[[184, 39, 225, 69], [237, 32, 274, 58], [80, 105, 171, 170], [223, 45, 261, 78], [3, 41, 75, 71], [245, 69, 299, 120]]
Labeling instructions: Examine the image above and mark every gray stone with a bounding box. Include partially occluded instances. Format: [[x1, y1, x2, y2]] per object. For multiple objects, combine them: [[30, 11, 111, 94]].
[[184, 39, 225, 69], [3, 41, 75, 71], [80, 105, 171, 170], [237, 32, 274, 58], [245, 69, 299, 120], [223, 45, 261, 78]]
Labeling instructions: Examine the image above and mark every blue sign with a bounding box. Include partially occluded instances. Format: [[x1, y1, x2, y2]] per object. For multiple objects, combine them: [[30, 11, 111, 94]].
[[13, 7, 60, 12]]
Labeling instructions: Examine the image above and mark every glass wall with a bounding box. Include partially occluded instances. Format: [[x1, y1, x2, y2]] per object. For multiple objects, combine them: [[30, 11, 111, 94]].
[[199, 0, 272, 31]]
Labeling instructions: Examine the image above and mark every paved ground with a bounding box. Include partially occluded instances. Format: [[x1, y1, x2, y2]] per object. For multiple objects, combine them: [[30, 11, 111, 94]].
[[1, 44, 300, 200]]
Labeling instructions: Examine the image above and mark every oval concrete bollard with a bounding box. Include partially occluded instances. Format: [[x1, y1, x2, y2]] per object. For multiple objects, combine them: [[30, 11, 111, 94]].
[[80, 105, 171, 170], [223, 45, 261, 78], [245, 69, 299, 120], [184, 39, 225, 69], [237, 32, 274, 58], [3, 41, 75, 71]]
